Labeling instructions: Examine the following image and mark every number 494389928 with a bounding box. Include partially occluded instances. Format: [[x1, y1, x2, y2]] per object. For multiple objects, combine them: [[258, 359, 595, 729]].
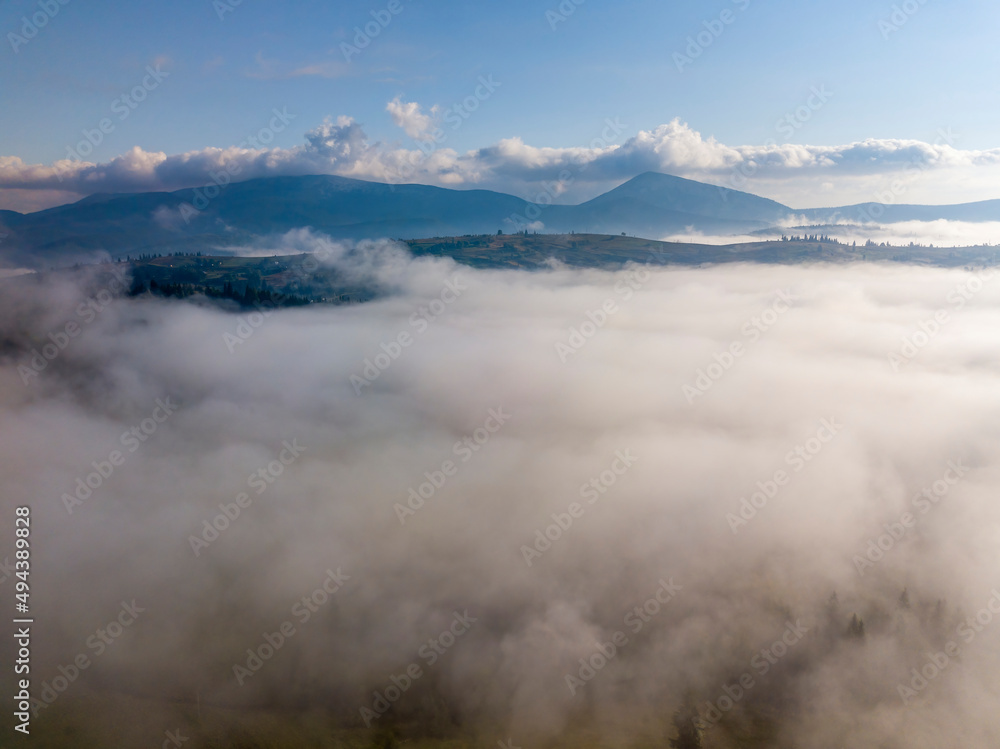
[[14, 507, 30, 614]]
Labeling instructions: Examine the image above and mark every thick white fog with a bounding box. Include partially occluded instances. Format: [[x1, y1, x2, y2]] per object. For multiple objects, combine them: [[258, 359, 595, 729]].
[[3, 249, 1000, 747]]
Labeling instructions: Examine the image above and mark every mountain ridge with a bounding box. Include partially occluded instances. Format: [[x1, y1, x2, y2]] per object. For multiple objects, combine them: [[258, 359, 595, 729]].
[[2, 172, 999, 268]]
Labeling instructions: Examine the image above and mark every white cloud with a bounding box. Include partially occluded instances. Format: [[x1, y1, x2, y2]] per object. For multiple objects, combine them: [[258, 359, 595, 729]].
[[4, 114, 1000, 212], [385, 97, 439, 141]]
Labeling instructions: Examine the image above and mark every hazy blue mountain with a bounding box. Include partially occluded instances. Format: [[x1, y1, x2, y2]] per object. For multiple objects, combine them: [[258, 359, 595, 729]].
[[798, 200, 1000, 224], [0, 210, 22, 236], [2, 171, 1000, 268], [0, 176, 539, 267], [555, 171, 794, 233]]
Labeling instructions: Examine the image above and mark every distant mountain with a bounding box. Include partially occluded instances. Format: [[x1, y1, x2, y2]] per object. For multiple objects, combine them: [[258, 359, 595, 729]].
[[798, 200, 1000, 225], [0, 176, 540, 267], [560, 171, 793, 234], [2, 171, 1000, 269], [0, 210, 22, 235]]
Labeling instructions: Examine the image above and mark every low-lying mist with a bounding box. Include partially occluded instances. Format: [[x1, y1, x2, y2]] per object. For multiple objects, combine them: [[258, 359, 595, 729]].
[[2, 247, 1000, 748], [663, 219, 1000, 250]]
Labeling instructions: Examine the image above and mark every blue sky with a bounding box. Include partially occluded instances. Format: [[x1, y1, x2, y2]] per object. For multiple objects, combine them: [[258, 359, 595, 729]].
[[2, 0, 1000, 212]]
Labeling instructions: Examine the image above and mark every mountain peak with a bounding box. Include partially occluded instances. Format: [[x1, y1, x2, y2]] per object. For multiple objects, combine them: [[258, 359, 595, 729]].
[[579, 170, 791, 224]]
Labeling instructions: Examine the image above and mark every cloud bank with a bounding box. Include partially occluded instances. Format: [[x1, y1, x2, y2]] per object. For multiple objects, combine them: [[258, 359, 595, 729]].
[[5, 111, 1000, 212], [2, 252, 1000, 746]]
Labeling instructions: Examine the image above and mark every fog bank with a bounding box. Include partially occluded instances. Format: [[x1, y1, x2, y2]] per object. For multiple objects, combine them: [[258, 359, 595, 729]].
[[2, 252, 1000, 747]]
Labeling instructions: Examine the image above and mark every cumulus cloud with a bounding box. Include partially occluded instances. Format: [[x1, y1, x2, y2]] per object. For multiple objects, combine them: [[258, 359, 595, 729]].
[[4, 115, 1000, 212], [303, 116, 374, 163], [3, 253, 1000, 745], [386, 98, 440, 142]]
